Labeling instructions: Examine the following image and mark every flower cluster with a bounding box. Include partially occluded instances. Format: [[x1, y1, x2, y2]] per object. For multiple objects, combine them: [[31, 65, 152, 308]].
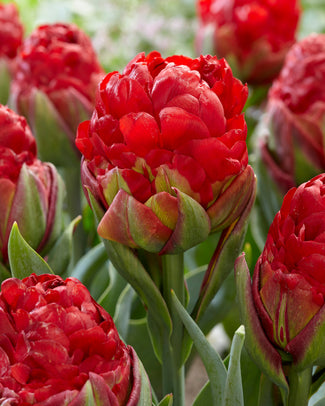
[[76, 51, 251, 253], [0, 273, 143, 405]]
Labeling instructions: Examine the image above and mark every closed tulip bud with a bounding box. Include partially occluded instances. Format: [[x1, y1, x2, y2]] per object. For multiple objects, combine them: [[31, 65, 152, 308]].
[[0, 273, 151, 405], [196, 0, 300, 85], [76, 51, 255, 254], [260, 34, 325, 193], [0, 105, 64, 266], [10, 23, 105, 167], [0, 3, 24, 104]]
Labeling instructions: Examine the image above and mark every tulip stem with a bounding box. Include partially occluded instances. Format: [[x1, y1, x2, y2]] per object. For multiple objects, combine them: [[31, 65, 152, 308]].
[[162, 253, 185, 406], [287, 367, 312, 406]]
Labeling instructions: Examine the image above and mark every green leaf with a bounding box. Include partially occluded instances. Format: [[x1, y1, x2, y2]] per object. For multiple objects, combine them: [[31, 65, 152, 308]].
[[8, 222, 53, 278], [192, 173, 256, 322], [46, 216, 81, 275], [113, 284, 136, 339], [87, 189, 172, 362], [192, 381, 213, 406], [156, 394, 173, 406], [171, 290, 227, 405], [0, 263, 11, 283], [223, 325, 245, 406]]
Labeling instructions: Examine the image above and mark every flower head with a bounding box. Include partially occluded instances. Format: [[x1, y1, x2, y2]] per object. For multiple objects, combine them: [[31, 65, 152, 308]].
[[260, 34, 325, 192], [0, 273, 147, 405], [76, 51, 252, 254], [197, 0, 301, 84], [0, 3, 23, 60], [10, 23, 104, 165], [0, 105, 64, 265]]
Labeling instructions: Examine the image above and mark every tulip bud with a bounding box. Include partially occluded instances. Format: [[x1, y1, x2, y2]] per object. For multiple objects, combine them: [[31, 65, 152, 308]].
[[0, 105, 64, 267], [0, 3, 24, 105], [0, 273, 151, 405], [236, 174, 325, 382], [10, 22, 105, 167], [76, 51, 253, 254], [260, 34, 325, 193], [196, 0, 300, 85]]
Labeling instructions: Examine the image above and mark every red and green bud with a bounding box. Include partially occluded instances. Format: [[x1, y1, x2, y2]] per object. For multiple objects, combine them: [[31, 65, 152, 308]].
[[260, 34, 325, 193], [10, 23, 105, 167], [236, 174, 325, 381], [76, 51, 253, 254], [0, 273, 151, 405], [0, 3, 24, 105], [0, 105, 64, 266], [196, 0, 300, 85]]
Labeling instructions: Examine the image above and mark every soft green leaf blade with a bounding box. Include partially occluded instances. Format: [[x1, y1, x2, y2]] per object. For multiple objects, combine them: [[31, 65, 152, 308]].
[[0, 263, 11, 283], [113, 284, 136, 339], [223, 325, 245, 406], [157, 394, 173, 406], [8, 222, 53, 278], [171, 290, 227, 405], [46, 216, 81, 275], [192, 381, 213, 406]]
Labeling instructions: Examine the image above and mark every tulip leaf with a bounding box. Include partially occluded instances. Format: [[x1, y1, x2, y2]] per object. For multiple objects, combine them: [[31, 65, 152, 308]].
[[156, 394, 173, 406], [0, 263, 11, 283], [87, 188, 172, 361], [192, 173, 256, 322], [32, 89, 80, 167], [0, 60, 10, 105], [223, 325, 245, 406], [8, 222, 53, 278], [171, 290, 227, 405], [192, 381, 213, 406], [113, 283, 136, 339], [136, 349, 154, 406], [46, 215, 81, 275], [234, 254, 289, 394]]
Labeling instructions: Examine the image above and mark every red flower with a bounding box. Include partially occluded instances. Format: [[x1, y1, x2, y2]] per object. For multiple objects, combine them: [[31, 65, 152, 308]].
[[0, 3, 23, 60], [235, 174, 325, 382], [0, 273, 147, 405], [0, 105, 63, 265], [260, 34, 325, 192], [10, 23, 104, 164], [76, 52, 253, 254], [197, 0, 300, 84]]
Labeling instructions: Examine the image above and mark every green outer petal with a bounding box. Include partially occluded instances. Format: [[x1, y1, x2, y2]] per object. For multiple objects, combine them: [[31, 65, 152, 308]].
[[87, 189, 172, 362], [192, 172, 256, 321], [160, 188, 211, 255], [286, 305, 325, 371], [8, 223, 53, 278], [234, 254, 288, 393], [8, 164, 47, 251], [30, 89, 80, 167]]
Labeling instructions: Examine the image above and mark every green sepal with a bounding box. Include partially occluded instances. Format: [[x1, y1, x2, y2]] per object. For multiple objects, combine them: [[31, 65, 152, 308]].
[[87, 189, 172, 362], [156, 394, 173, 406], [46, 216, 81, 275], [223, 325, 245, 406], [192, 173, 256, 322], [0, 59, 11, 105], [171, 290, 227, 405], [31, 89, 80, 168], [234, 254, 289, 394], [8, 222, 53, 278], [160, 188, 210, 255]]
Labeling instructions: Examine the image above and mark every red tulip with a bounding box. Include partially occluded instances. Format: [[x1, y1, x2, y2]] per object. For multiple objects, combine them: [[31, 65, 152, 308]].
[[0, 273, 151, 405], [10, 23, 104, 166], [260, 34, 325, 193], [0, 105, 64, 265], [236, 174, 325, 381], [76, 51, 254, 254], [196, 0, 300, 84], [0, 3, 24, 104]]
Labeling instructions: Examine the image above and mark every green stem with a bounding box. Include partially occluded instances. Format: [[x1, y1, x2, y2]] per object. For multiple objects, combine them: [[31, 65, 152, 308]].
[[162, 253, 185, 406], [287, 367, 312, 406]]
